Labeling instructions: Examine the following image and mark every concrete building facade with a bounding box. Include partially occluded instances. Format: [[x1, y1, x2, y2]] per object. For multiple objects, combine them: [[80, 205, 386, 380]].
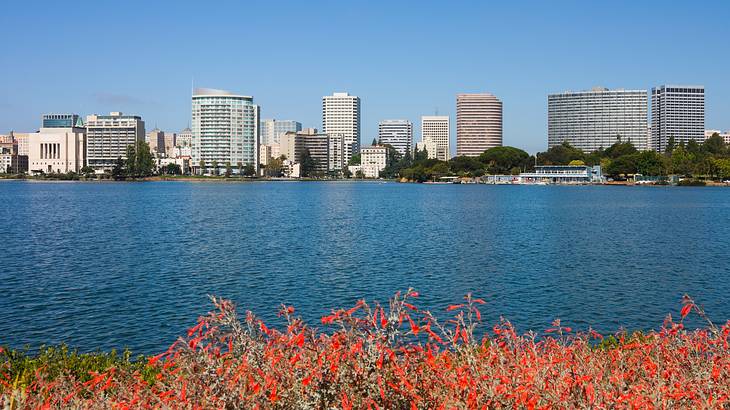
[[420, 116, 450, 161], [378, 119, 413, 156], [28, 114, 86, 174], [361, 145, 388, 178], [651, 85, 705, 152], [456, 93, 503, 156], [548, 87, 649, 152], [146, 128, 165, 154], [191, 88, 260, 174], [322, 92, 360, 164], [86, 112, 145, 171]]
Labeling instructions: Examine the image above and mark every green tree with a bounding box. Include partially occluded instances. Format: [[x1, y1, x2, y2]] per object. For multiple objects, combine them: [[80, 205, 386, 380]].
[[348, 153, 361, 166], [604, 141, 637, 159], [371, 138, 378, 146], [300, 149, 316, 177], [237, 162, 244, 176], [165, 163, 182, 175], [479, 146, 530, 174], [714, 158, 730, 180], [665, 136, 676, 155], [670, 146, 693, 176], [634, 151, 667, 176], [80, 166, 95, 178], [243, 164, 256, 177], [211, 160, 219, 176], [112, 157, 126, 180], [225, 161, 232, 178], [199, 160, 206, 175], [704, 133, 725, 156], [449, 156, 483, 175], [605, 154, 638, 178], [536, 142, 584, 165]]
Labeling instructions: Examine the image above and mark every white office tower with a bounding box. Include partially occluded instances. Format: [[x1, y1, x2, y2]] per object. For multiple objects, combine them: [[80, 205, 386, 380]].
[[322, 92, 360, 163], [548, 87, 649, 152], [651, 85, 705, 152], [378, 119, 413, 156], [260, 119, 302, 145], [86, 112, 145, 171], [191, 88, 260, 174], [420, 116, 450, 161]]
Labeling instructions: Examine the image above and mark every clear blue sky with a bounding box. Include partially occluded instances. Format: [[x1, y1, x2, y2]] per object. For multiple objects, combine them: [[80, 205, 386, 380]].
[[1, 0, 728, 154]]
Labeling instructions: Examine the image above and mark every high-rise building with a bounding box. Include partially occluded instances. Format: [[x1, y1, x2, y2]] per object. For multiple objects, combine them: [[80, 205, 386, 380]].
[[328, 134, 345, 172], [177, 127, 192, 148], [456, 93, 503, 156], [260, 119, 302, 145], [28, 114, 86, 174], [191, 88, 260, 174], [651, 85, 705, 152], [86, 112, 145, 171], [322, 92, 360, 163], [378, 120, 413, 156], [419, 116, 450, 161], [163, 132, 176, 154], [548, 87, 649, 152], [146, 128, 165, 154]]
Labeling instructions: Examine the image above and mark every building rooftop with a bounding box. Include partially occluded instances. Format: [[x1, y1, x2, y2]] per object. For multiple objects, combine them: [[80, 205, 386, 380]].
[[193, 88, 251, 99]]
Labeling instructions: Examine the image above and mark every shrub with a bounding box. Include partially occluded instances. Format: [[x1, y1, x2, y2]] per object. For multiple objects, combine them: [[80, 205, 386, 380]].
[[1, 293, 729, 408]]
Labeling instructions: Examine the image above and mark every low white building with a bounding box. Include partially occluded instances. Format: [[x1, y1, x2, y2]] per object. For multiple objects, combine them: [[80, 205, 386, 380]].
[[361, 145, 388, 178], [28, 114, 86, 174]]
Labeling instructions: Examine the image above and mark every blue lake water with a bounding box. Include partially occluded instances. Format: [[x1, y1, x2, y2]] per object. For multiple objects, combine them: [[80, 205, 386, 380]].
[[1, 180, 729, 354]]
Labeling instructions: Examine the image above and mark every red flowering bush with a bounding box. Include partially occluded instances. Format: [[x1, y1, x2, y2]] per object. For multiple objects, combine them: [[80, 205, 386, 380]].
[[2, 292, 729, 408]]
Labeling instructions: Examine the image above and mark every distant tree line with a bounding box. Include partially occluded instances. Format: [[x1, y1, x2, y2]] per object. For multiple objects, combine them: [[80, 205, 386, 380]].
[[383, 133, 730, 182]]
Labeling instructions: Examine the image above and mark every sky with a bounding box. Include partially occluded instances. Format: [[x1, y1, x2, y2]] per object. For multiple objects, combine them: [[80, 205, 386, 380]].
[[1, 0, 728, 154]]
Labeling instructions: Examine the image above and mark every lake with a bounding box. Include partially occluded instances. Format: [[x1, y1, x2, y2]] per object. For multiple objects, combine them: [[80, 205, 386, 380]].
[[1, 180, 728, 354]]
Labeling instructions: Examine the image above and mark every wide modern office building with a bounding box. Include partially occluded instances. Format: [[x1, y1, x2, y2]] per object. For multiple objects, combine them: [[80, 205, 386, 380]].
[[191, 88, 260, 174], [456, 93, 503, 156], [86, 112, 145, 171], [651, 85, 705, 152], [322, 92, 360, 164], [377, 120, 413, 156], [548, 87, 649, 152], [419, 116, 450, 161], [28, 114, 86, 174], [260, 119, 302, 145]]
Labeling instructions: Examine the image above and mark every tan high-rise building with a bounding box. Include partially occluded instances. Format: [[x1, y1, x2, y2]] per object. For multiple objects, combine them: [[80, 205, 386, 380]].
[[456, 93, 503, 157]]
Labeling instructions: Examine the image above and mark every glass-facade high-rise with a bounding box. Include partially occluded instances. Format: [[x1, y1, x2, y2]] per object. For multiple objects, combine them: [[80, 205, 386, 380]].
[[191, 88, 260, 174], [548, 87, 648, 152], [260, 119, 301, 145]]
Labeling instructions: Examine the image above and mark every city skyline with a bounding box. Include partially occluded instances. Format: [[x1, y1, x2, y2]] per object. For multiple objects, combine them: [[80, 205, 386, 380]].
[[1, 1, 729, 154]]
